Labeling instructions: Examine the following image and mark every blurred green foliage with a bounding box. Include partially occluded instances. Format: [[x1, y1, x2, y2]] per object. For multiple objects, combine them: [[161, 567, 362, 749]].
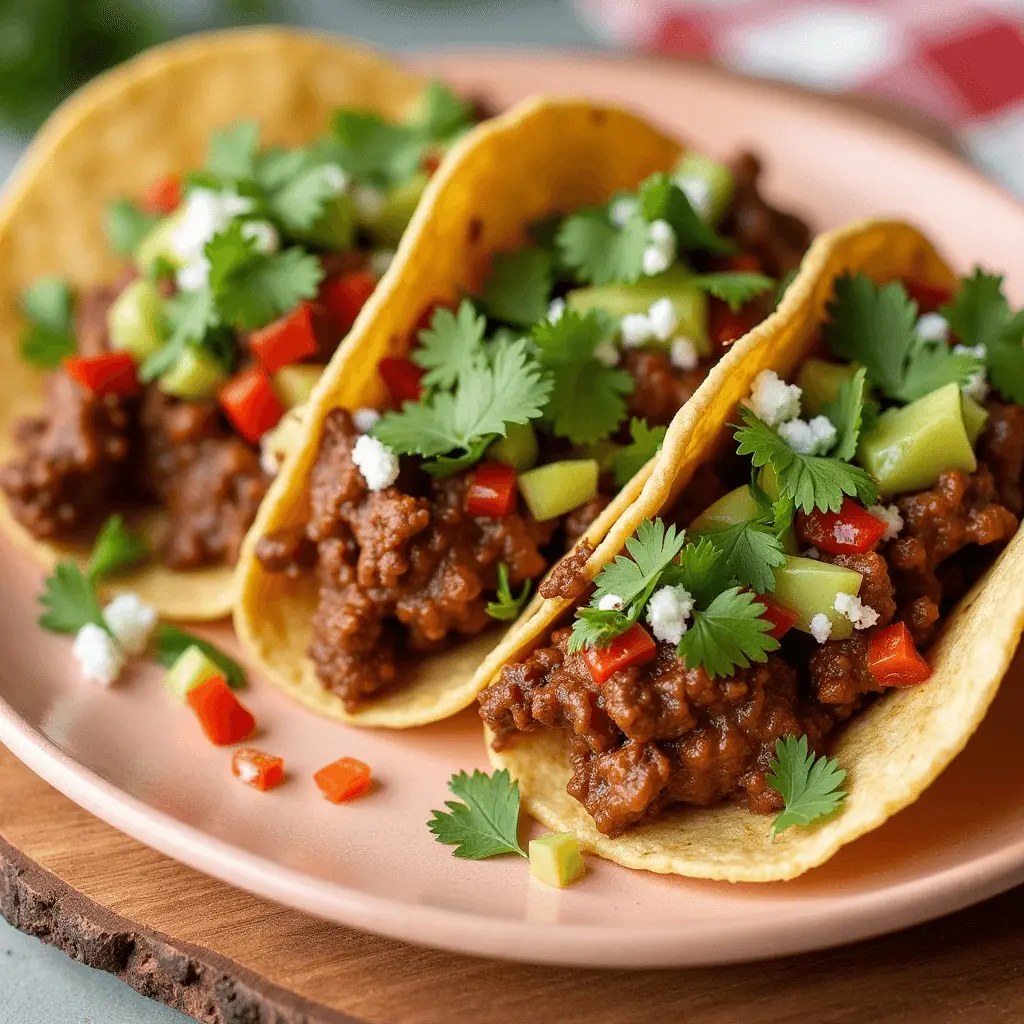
[[0, 0, 285, 134]]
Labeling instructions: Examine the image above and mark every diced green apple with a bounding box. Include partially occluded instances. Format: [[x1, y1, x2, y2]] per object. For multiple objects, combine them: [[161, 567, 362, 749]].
[[673, 152, 735, 224], [518, 459, 598, 522], [135, 211, 184, 272], [772, 556, 863, 641], [296, 191, 357, 250], [797, 359, 856, 417], [690, 485, 761, 531], [108, 279, 164, 360], [164, 644, 223, 702], [490, 421, 539, 472], [529, 832, 586, 888], [273, 364, 324, 408], [363, 171, 429, 247], [961, 393, 989, 445], [158, 345, 227, 399]]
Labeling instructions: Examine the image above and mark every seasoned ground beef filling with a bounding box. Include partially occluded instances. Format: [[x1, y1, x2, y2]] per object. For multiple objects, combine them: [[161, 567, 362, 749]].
[[480, 404, 1024, 837]]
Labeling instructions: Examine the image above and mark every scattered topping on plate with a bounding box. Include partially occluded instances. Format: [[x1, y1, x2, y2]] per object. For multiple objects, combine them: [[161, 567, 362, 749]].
[[766, 736, 847, 839], [529, 832, 586, 888], [186, 676, 256, 746], [315, 757, 373, 804], [232, 748, 285, 792], [428, 768, 527, 859]]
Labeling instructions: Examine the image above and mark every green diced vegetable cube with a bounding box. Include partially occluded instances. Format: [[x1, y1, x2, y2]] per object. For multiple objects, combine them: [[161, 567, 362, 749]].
[[529, 831, 586, 888], [772, 556, 862, 641], [165, 644, 222, 702], [273, 364, 324, 408], [363, 171, 429, 247], [159, 345, 227, 399], [135, 211, 184, 273], [690, 485, 760, 532], [961, 393, 989, 445], [518, 459, 598, 522], [489, 421, 539, 472], [797, 359, 857, 417], [108, 279, 164, 360], [673, 152, 735, 224]]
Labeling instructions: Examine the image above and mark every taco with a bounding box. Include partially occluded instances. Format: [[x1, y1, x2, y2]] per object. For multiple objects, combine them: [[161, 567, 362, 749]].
[[480, 219, 1024, 881], [235, 95, 815, 728], [0, 28, 482, 621]]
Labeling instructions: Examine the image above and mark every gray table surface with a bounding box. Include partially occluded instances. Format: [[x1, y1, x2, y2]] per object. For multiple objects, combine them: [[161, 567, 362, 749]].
[[0, 7, 598, 1022]]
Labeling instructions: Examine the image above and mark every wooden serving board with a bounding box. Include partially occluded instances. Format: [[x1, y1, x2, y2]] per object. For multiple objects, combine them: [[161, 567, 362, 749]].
[[2, 743, 1024, 1024]]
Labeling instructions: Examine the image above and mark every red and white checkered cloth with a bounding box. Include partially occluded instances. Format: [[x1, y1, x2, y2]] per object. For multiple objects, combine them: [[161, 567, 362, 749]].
[[574, 0, 1024, 195]]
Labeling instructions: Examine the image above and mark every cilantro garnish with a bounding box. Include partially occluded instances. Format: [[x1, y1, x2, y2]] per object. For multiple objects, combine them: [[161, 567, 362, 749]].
[[639, 174, 736, 255], [941, 268, 1024, 404], [331, 109, 423, 188], [734, 407, 878, 514], [531, 309, 633, 445], [485, 564, 533, 622], [824, 273, 980, 403], [479, 248, 554, 328], [427, 769, 527, 860], [677, 586, 777, 679], [153, 625, 247, 691], [689, 271, 775, 313], [204, 121, 260, 182], [408, 79, 475, 141], [412, 301, 487, 389], [766, 735, 847, 839], [266, 156, 348, 234], [87, 515, 148, 583], [556, 208, 650, 286], [19, 277, 76, 369], [373, 337, 551, 476], [37, 563, 109, 636], [105, 198, 156, 257], [822, 366, 871, 462], [695, 518, 785, 595], [606, 418, 667, 488]]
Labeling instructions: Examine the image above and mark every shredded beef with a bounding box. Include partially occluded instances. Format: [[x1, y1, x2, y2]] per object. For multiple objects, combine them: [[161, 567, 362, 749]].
[[539, 541, 594, 601], [563, 495, 609, 549], [979, 400, 1024, 515], [254, 524, 318, 578], [622, 350, 709, 427]]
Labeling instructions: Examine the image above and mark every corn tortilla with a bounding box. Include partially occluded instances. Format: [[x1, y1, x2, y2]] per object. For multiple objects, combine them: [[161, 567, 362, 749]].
[[488, 220, 1024, 881]]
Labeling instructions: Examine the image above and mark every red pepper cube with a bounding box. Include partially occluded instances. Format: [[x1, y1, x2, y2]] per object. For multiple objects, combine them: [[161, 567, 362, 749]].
[[798, 498, 889, 555], [378, 356, 424, 404], [868, 622, 932, 688], [314, 757, 372, 804], [64, 353, 140, 398], [466, 462, 517, 518], [582, 623, 658, 685], [320, 269, 377, 335], [187, 677, 256, 746], [904, 280, 953, 315], [759, 596, 800, 641], [142, 174, 182, 215], [248, 302, 319, 374], [232, 748, 285, 791], [219, 367, 285, 444]]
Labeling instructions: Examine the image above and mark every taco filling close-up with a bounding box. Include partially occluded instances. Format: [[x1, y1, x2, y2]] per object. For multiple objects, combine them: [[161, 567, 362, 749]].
[[483, 221, 1024, 879], [247, 98, 812, 722]]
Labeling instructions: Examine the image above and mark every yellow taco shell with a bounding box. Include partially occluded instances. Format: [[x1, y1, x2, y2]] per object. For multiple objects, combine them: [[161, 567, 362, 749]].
[[488, 219, 1024, 881], [0, 28, 425, 620]]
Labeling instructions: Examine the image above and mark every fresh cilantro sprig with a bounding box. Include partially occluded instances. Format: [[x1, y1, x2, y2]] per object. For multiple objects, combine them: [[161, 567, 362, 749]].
[[479, 248, 554, 328], [485, 564, 533, 622], [688, 272, 775, 313], [427, 769, 527, 859], [734, 407, 878, 514], [19, 277, 76, 369], [677, 586, 778, 679], [824, 273, 981, 403], [105, 198, 157, 257], [87, 515, 148, 583], [153, 625, 247, 691], [766, 735, 847, 839], [694, 517, 785, 594], [606, 418, 667, 488], [639, 174, 736, 255], [556, 207, 650, 286], [531, 309, 633, 445], [821, 366, 872, 462], [409, 79, 475, 142], [412, 301, 487, 389]]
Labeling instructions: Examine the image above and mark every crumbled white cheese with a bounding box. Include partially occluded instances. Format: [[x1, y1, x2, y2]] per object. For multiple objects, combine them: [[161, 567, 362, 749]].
[[236, 759, 260, 784], [241, 219, 279, 254], [868, 503, 903, 542], [647, 298, 679, 342], [832, 522, 858, 547], [778, 415, 836, 456], [352, 434, 400, 490], [746, 369, 802, 428], [674, 174, 714, 220], [320, 163, 349, 194], [548, 298, 566, 323], [72, 623, 124, 688], [102, 594, 157, 656], [593, 339, 621, 368], [642, 219, 677, 277], [170, 188, 255, 289], [353, 185, 384, 219], [352, 407, 382, 433], [646, 585, 694, 646], [670, 337, 700, 371], [597, 593, 624, 612], [803, 546, 821, 560], [953, 343, 990, 402], [808, 613, 833, 644], [834, 592, 880, 630], [916, 312, 950, 343], [609, 196, 640, 227], [175, 258, 212, 292], [648, 219, 675, 247], [620, 312, 654, 348], [369, 249, 395, 277]]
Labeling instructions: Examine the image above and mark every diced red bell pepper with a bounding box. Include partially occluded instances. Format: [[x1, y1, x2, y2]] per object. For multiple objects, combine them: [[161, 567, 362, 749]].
[[142, 174, 182, 216], [320, 269, 377, 335], [64, 353, 140, 397], [905, 280, 953, 315], [378, 356, 424, 404], [868, 622, 932, 688], [759, 596, 800, 640], [726, 252, 763, 274], [583, 623, 658, 685], [798, 497, 889, 555], [314, 757, 373, 803], [248, 302, 319, 373], [466, 462, 517, 518], [187, 677, 256, 746], [710, 301, 757, 348], [232, 748, 285, 792], [219, 367, 285, 444]]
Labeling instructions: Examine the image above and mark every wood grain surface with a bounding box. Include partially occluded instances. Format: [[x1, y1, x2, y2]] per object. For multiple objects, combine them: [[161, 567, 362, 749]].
[[1, 743, 1023, 1024]]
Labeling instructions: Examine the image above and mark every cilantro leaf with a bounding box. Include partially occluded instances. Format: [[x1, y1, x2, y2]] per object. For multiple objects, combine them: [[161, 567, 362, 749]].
[[205, 121, 260, 181], [105, 198, 156, 257], [412, 301, 487, 389], [87, 515, 148, 583], [21, 323, 77, 369], [19, 278, 76, 369], [696, 520, 785, 595], [532, 309, 633, 444], [734, 407, 878, 514], [606, 418, 667, 488], [766, 735, 847, 839], [427, 769, 527, 859], [37, 562, 108, 636], [139, 288, 218, 383], [332, 109, 422, 187], [267, 157, 346, 233], [689, 272, 775, 313], [903, 334, 981, 403], [987, 335, 1024, 405], [593, 518, 688, 608], [822, 366, 869, 462], [152, 625, 247, 690], [479, 248, 554, 328], [409, 80, 474, 141], [568, 606, 637, 653], [660, 537, 732, 607], [485, 563, 533, 622], [639, 174, 736, 255], [556, 208, 650, 286], [676, 587, 778, 679]]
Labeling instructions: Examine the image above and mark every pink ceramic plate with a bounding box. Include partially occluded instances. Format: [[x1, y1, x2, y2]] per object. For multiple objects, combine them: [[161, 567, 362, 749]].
[[3, 52, 1024, 970]]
